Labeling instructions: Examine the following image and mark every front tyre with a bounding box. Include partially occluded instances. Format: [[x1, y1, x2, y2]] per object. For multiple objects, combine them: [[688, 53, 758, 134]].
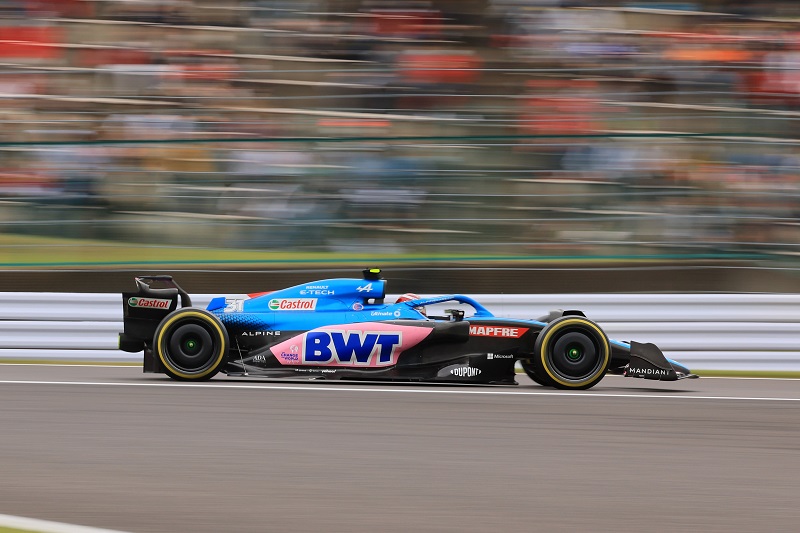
[[519, 360, 554, 387], [154, 308, 228, 381], [532, 316, 610, 390]]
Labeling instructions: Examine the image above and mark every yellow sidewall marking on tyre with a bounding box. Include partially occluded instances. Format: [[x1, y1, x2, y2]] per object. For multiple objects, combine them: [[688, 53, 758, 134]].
[[156, 311, 226, 380], [539, 318, 610, 388]]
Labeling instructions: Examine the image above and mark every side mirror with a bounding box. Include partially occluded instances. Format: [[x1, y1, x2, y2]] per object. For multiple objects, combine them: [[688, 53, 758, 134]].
[[445, 309, 465, 321]]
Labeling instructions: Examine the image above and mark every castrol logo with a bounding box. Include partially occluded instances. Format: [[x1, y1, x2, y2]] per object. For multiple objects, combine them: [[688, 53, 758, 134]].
[[268, 298, 317, 311], [128, 297, 171, 309]]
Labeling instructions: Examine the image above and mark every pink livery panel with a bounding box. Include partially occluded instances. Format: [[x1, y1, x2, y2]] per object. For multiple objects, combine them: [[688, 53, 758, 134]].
[[269, 322, 434, 367]]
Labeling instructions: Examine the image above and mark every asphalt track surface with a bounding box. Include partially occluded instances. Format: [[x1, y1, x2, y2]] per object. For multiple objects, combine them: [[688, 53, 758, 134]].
[[2, 366, 800, 533]]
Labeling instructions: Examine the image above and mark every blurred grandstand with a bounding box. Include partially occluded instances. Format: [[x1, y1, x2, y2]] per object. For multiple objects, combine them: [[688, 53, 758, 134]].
[[2, 0, 800, 267]]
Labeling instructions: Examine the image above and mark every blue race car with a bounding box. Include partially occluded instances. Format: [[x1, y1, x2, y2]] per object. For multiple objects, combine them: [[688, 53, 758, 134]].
[[119, 268, 697, 389]]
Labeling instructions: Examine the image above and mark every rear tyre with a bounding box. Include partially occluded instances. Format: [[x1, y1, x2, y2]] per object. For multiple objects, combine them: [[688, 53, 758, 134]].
[[154, 308, 228, 381], [532, 316, 610, 390]]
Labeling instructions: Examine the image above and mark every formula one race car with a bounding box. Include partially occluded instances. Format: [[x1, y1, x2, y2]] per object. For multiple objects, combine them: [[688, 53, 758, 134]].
[[119, 269, 697, 389]]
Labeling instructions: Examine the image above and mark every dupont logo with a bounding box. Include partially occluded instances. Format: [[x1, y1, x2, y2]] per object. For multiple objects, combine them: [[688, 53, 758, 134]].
[[451, 366, 481, 378], [128, 297, 171, 309], [268, 298, 317, 311], [469, 325, 529, 338]]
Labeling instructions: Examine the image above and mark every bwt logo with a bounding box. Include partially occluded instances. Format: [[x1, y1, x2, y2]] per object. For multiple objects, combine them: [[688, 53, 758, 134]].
[[304, 331, 402, 365]]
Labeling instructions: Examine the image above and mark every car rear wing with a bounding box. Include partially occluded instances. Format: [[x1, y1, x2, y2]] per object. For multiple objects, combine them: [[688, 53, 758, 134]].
[[133, 275, 192, 307], [119, 275, 191, 354]]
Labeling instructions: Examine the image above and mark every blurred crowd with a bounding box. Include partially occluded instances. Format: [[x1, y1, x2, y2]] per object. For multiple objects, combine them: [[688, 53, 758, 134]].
[[2, 0, 800, 259]]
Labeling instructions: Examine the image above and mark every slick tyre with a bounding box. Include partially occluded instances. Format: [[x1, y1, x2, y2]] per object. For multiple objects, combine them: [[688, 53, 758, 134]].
[[519, 360, 554, 387], [154, 308, 228, 381], [532, 316, 610, 390]]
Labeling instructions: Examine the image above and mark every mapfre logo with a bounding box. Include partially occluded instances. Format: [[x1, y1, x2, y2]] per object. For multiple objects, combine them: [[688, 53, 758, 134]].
[[128, 297, 171, 309], [268, 298, 317, 311], [469, 325, 528, 338]]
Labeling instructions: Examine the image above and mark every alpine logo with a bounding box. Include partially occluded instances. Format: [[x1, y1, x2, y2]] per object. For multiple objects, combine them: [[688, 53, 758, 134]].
[[469, 325, 528, 338], [451, 366, 481, 377], [240, 331, 281, 337], [304, 331, 402, 366], [128, 297, 171, 309], [268, 298, 317, 311]]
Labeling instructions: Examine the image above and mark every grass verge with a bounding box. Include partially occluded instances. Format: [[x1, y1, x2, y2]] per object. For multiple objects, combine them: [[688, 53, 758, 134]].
[[693, 369, 800, 379], [0, 233, 757, 268]]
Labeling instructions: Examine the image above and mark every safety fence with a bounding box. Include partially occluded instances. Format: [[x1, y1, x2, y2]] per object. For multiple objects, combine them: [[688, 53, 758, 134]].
[[1, 292, 799, 371]]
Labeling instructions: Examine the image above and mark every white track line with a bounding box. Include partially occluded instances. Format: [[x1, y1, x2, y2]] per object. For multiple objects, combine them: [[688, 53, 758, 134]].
[[0, 514, 131, 533], [0, 363, 137, 367], [0, 379, 798, 402], [2, 364, 800, 381]]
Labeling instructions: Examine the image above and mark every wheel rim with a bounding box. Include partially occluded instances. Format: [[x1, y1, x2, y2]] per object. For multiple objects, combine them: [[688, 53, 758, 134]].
[[548, 329, 603, 382], [566, 345, 582, 361], [165, 322, 216, 373]]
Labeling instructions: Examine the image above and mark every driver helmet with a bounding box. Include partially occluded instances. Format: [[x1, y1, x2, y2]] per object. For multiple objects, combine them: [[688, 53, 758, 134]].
[[396, 292, 426, 316]]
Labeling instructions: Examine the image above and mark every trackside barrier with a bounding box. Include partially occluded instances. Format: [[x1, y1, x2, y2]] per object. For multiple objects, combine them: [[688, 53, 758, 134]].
[[1, 293, 799, 371]]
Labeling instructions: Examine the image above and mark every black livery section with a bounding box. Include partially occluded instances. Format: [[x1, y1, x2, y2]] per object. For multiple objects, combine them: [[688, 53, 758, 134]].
[[225, 319, 528, 385]]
